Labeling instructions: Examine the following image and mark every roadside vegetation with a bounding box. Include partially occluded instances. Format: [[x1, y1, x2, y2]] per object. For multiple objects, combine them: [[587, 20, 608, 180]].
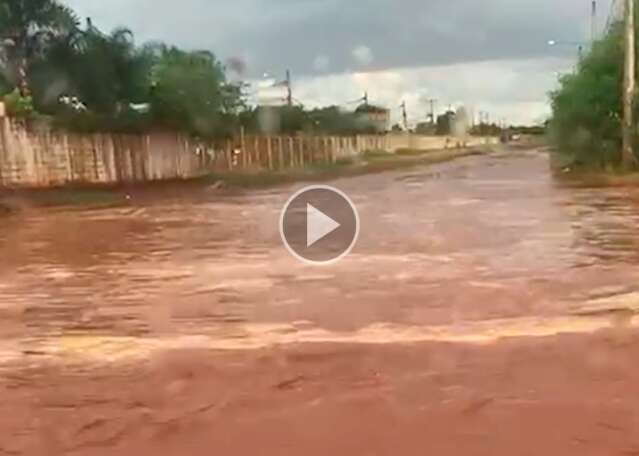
[[0, 0, 400, 138], [0, 0, 246, 137], [548, 21, 629, 170], [208, 147, 488, 189]]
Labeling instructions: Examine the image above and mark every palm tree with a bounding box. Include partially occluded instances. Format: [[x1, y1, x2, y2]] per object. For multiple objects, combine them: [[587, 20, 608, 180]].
[[69, 26, 152, 113], [0, 0, 78, 95], [29, 22, 154, 113]]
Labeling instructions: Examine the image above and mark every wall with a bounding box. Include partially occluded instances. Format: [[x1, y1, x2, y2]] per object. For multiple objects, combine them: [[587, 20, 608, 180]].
[[384, 133, 498, 152], [0, 119, 213, 187], [0, 118, 497, 188]]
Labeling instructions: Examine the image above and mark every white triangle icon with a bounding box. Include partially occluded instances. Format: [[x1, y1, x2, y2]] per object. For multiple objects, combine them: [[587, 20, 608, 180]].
[[306, 204, 340, 247]]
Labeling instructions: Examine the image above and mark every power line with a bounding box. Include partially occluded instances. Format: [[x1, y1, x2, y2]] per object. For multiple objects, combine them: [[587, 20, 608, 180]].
[[270, 70, 293, 106], [345, 92, 369, 106]]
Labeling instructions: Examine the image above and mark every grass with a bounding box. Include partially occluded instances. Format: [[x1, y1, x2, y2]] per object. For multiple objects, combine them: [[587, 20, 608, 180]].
[[206, 147, 489, 189], [0, 187, 128, 212], [555, 169, 639, 188], [395, 148, 432, 156], [548, 147, 639, 188]]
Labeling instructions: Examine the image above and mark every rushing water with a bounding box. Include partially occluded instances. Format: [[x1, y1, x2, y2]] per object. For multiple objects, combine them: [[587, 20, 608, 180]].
[[1, 149, 639, 360]]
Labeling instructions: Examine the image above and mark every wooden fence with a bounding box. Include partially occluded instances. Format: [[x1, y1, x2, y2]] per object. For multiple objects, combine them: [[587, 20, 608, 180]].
[[207, 134, 390, 171], [0, 117, 496, 188]]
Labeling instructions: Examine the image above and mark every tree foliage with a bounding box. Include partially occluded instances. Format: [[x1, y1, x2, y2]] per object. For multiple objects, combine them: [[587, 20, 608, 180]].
[[0, 0, 387, 139], [30, 26, 154, 114], [3, 87, 33, 116], [149, 46, 240, 137], [0, 0, 78, 90], [436, 111, 455, 135], [0, 1, 245, 137], [549, 22, 626, 167], [239, 105, 379, 135]]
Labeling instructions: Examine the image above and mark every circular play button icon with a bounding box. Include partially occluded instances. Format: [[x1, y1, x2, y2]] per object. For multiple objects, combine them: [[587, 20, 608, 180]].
[[280, 185, 360, 265]]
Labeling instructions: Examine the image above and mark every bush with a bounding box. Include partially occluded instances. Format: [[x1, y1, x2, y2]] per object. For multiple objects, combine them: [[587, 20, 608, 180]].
[[363, 149, 390, 159], [4, 89, 35, 118], [51, 108, 152, 134], [548, 22, 628, 168], [335, 157, 355, 166], [395, 148, 425, 156]]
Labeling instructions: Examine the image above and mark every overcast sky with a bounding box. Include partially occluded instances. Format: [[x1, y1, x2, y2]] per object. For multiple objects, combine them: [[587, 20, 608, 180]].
[[62, 0, 617, 125]]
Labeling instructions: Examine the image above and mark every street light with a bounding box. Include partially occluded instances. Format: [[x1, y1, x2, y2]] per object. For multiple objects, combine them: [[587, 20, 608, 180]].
[[547, 39, 588, 47], [547, 39, 588, 60]]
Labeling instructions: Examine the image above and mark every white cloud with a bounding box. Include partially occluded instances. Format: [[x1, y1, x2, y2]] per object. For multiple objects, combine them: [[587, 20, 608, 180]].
[[293, 57, 571, 125], [352, 45, 374, 66]]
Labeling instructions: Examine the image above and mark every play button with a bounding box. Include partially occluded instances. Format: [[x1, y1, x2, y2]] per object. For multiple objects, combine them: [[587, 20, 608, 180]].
[[306, 204, 341, 247], [280, 185, 360, 264]]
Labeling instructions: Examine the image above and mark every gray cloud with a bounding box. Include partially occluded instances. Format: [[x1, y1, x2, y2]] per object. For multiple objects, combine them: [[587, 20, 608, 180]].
[[61, 0, 611, 123], [63, 0, 609, 77]]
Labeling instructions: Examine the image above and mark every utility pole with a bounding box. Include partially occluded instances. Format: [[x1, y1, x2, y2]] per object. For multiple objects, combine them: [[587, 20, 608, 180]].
[[426, 98, 437, 124], [623, 0, 636, 169], [285, 69, 293, 106], [591, 1, 597, 43], [400, 101, 408, 130]]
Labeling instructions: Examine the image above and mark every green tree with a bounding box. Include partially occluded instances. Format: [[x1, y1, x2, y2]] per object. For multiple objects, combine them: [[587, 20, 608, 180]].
[[150, 45, 242, 137], [549, 23, 625, 167], [30, 25, 153, 114], [307, 106, 360, 134], [0, 67, 10, 94], [74, 27, 152, 113], [0, 0, 78, 95], [436, 111, 455, 135]]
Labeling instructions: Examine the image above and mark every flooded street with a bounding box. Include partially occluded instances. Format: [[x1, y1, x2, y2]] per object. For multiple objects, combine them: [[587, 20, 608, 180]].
[[2, 147, 639, 455]]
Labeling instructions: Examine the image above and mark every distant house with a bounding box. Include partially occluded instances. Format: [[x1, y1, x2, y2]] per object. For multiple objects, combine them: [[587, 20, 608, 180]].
[[354, 103, 390, 133]]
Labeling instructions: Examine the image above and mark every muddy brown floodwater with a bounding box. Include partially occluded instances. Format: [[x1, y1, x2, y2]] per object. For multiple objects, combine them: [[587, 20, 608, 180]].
[[2, 147, 639, 455]]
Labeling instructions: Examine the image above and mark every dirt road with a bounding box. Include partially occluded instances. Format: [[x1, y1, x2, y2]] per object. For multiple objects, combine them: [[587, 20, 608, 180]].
[[1, 147, 639, 455]]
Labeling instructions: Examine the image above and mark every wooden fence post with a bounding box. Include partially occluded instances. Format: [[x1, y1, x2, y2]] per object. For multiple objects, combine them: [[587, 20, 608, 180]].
[[0, 117, 7, 186], [289, 137, 295, 167], [240, 127, 246, 169], [253, 136, 259, 167], [331, 137, 337, 163], [316, 137, 321, 164], [225, 139, 233, 170], [278, 136, 284, 170], [267, 136, 273, 170], [321, 137, 328, 163]]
